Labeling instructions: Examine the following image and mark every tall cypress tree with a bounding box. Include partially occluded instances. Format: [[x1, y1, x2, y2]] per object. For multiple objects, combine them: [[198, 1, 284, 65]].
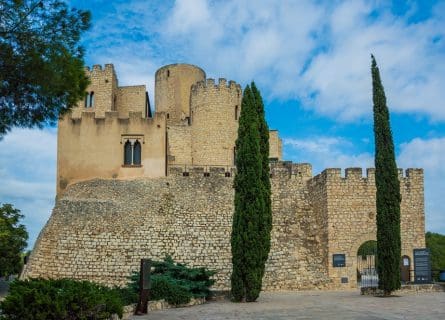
[[251, 82, 272, 277], [371, 55, 402, 295], [231, 85, 266, 302]]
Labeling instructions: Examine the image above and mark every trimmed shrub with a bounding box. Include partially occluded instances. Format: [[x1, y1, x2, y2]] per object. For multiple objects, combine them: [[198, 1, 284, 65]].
[[150, 275, 192, 305], [0, 278, 123, 320], [120, 256, 215, 306]]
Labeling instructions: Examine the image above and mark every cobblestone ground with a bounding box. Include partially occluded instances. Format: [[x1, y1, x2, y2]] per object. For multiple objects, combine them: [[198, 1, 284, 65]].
[[130, 290, 445, 320]]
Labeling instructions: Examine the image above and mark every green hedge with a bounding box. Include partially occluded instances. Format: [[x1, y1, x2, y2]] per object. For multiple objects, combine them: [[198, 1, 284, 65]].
[[0, 278, 123, 320]]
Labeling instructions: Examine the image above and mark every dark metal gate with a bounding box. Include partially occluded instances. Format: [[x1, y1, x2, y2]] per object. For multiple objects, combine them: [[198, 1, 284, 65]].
[[357, 255, 379, 288]]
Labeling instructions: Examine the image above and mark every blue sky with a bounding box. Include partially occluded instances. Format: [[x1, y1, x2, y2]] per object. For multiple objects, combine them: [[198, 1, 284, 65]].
[[1, 0, 444, 248]]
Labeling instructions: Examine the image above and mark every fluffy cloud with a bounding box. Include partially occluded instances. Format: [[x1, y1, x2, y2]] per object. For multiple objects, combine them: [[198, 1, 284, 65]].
[[74, 1, 445, 122], [284, 134, 445, 233], [160, 0, 445, 121], [283, 136, 373, 174], [0, 128, 57, 248], [398, 137, 445, 233]]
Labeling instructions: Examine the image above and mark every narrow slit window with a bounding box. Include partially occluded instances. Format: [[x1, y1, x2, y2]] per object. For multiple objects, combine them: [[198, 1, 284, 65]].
[[124, 140, 132, 165], [133, 141, 141, 165], [89, 92, 95, 107], [235, 105, 238, 120], [84, 93, 89, 108]]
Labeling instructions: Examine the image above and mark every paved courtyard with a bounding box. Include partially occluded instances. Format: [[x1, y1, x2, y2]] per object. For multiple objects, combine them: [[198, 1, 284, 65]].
[[130, 290, 445, 320]]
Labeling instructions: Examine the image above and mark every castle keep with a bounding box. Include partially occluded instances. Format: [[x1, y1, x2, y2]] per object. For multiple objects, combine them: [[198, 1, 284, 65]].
[[24, 64, 425, 290]]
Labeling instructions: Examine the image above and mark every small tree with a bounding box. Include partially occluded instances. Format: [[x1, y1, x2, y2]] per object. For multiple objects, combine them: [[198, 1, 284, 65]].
[[0, 0, 91, 137], [0, 204, 28, 276], [371, 55, 401, 295]]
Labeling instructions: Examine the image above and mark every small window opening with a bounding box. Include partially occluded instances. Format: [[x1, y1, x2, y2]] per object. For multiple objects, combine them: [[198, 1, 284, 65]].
[[113, 95, 117, 111], [167, 113, 170, 119], [124, 140, 132, 165], [133, 141, 141, 165], [225, 172, 231, 177], [167, 69, 170, 77], [204, 172, 210, 177], [235, 105, 238, 120], [89, 92, 95, 107], [84, 94, 89, 108], [183, 171, 189, 177]]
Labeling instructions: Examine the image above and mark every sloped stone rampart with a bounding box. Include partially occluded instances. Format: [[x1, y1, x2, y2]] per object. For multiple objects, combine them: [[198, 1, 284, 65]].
[[24, 174, 330, 290]]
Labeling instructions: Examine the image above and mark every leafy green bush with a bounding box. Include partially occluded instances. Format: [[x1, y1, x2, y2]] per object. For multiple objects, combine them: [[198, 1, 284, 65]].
[[119, 256, 216, 306], [151, 256, 216, 299], [426, 232, 445, 280], [0, 278, 123, 320], [150, 275, 192, 305]]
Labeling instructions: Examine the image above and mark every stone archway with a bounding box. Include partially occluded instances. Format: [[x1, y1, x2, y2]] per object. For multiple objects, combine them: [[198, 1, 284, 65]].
[[349, 232, 377, 288]]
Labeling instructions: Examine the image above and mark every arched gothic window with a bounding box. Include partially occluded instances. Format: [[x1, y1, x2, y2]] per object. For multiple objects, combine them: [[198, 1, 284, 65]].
[[133, 141, 141, 165], [123, 139, 142, 166], [124, 140, 132, 165]]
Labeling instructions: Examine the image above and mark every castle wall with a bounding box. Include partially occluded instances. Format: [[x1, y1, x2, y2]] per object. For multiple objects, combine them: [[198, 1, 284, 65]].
[[24, 166, 331, 291], [167, 125, 192, 165], [116, 86, 146, 118], [190, 79, 242, 166], [56, 111, 166, 195], [269, 130, 282, 160], [155, 64, 206, 124], [72, 64, 118, 118], [318, 167, 425, 288], [25, 164, 425, 291]]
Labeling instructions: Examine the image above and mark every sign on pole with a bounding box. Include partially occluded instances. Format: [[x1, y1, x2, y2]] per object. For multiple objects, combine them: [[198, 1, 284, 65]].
[[135, 259, 151, 315]]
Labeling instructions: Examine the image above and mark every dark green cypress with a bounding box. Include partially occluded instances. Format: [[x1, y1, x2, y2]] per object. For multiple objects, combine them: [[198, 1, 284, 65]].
[[251, 82, 272, 277], [231, 85, 265, 302], [371, 55, 402, 295]]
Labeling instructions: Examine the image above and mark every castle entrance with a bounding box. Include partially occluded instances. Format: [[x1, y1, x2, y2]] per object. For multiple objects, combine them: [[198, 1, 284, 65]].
[[356, 240, 378, 288]]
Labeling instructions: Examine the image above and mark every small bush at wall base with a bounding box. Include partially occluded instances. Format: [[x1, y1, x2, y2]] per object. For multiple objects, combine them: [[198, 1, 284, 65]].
[[150, 275, 192, 305], [120, 256, 216, 306], [0, 278, 123, 320]]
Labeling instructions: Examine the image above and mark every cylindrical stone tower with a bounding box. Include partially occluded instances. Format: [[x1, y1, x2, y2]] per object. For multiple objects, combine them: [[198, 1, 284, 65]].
[[190, 78, 242, 167], [155, 64, 206, 124]]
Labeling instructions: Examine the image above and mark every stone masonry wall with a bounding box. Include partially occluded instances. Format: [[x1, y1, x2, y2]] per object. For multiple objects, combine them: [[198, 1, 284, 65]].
[[24, 167, 331, 291], [25, 163, 424, 291], [155, 64, 206, 124], [190, 79, 242, 167], [116, 86, 146, 118], [72, 64, 117, 118], [317, 167, 425, 288], [167, 125, 192, 166], [269, 130, 283, 160]]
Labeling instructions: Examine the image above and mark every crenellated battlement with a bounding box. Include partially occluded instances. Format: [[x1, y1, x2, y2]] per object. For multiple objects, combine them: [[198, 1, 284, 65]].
[[84, 64, 116, 77], [67, 110, 165, 125], [168, 165, 236, 177], [315, 167, 423, 183], [191, 78, 242, 95]]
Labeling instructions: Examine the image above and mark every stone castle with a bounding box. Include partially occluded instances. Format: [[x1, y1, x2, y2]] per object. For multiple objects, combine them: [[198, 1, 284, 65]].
[[23, 63, 426, 290]]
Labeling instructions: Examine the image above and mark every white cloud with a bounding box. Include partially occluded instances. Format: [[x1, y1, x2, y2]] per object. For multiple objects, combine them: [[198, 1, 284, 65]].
[[301, 0, 445, 120], [73, 1, 445, 122], [398, 137, 445, 233], [0, 128, 57, 248], [283, 136, 373, 174]]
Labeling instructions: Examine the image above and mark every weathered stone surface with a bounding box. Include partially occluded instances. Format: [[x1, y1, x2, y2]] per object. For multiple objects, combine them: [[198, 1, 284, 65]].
[[23, 163, 424, 291]]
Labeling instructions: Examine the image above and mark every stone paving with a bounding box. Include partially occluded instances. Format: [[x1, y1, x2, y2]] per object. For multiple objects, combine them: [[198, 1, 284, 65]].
[[130, 290, 445, 320]]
